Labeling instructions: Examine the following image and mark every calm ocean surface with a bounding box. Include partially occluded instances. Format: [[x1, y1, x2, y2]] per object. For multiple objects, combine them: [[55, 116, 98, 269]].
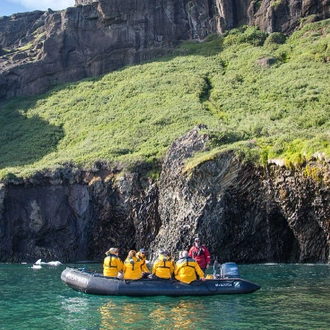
[[1, 263, 329, 330]]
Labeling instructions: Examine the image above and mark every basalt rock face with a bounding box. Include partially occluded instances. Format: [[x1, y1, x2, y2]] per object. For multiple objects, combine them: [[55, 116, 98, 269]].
[[149, 125, 329, 263], [250, 0, 330, 34], [267, 162, 330, 262], [217, 0, 330, 33], [0, 166, 161, 262], [0, 126, 329, 263], [1, 0, 330, 100]]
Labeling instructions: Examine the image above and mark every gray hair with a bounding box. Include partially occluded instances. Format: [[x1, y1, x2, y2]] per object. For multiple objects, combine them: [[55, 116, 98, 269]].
[[180, 250, 188, 258]]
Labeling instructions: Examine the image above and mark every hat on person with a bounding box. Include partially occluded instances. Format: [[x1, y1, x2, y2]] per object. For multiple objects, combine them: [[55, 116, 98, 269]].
[[158, 249, 165, 254], [139, 248, 146, 253], [109, 247, 118, 254], [195, 237, 200, 242]]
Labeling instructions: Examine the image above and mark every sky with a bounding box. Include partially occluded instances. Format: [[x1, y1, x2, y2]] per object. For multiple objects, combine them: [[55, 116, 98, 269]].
[[0, 0, 75, 17]]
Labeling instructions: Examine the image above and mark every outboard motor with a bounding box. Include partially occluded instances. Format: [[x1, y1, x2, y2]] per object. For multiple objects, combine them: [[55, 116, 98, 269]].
[[220, 262, 240, 278]]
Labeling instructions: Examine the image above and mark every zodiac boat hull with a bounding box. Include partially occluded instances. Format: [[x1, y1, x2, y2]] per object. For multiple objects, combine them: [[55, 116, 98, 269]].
[[61, 267, 261, 296]]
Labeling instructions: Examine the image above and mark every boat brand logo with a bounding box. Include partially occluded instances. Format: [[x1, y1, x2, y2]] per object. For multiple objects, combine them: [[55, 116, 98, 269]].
[[215, 282, 233, 287], [67, 273, 89, 285]]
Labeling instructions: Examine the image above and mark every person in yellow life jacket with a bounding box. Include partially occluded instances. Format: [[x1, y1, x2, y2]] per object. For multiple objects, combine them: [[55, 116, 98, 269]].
[[136, 248, 150, 278], [123, 250, 142, 280], [103, 247, 123, 277], [152, 249, 174, 279], [174, 251, 205, 284]]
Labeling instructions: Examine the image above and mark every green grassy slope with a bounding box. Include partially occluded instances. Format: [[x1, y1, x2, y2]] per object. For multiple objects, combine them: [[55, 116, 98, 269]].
[[1, 19, 330, 180]]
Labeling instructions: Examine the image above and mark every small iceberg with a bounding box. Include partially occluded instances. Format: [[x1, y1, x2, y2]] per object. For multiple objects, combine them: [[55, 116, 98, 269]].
[[33, 259, 62, 267], [35, 259, 42, 265], [31, 264, 42, 269], [47, 261, 62, 266]]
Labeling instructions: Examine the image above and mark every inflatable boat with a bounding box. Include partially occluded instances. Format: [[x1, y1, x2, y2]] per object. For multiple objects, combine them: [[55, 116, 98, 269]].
[[61, 264, 261, 296]]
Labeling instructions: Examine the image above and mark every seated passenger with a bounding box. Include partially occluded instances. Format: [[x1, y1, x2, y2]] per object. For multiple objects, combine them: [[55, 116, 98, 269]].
[[123, 250, 142, 280], [137, 248, 151, 278], [103, 247, 123, 278], [152, 249, 174, 279], [174, 250, 205, 284]]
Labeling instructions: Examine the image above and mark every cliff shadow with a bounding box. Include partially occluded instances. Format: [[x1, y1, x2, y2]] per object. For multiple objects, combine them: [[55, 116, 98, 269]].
[[135, 37, 224, 68], [0, 98, 64, 170], [170, 36, 224, 58]]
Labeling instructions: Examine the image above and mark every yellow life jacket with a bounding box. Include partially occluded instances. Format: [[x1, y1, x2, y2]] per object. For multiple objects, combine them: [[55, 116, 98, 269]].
[[152, 254, 174, 279], [174, 257, 204, 284], [123, 256, 142, 280], [103, 254, 123, 277]]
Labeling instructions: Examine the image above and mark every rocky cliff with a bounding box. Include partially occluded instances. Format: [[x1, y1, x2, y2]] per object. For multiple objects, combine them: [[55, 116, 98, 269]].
[[150, 125, 330, 263], [1, 126, 329, 263], [1, 1, 329, 264], [0, 0, 329, 100]]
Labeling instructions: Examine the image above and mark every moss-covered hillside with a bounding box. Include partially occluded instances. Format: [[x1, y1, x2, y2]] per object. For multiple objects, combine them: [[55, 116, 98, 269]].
[[1, 19, 330, 180]]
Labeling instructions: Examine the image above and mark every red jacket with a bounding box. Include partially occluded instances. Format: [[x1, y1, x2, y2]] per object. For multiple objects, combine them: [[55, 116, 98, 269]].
[[188, 244, 211, 269]]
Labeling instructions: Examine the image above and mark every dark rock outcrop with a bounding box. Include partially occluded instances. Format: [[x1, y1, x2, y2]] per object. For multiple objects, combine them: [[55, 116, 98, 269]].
[[149, 125, 329, 263], [1, 0, 329, 100], [0, 164, 160, 262], [0, 126, 329, 263], [250, 0, 330, 34]]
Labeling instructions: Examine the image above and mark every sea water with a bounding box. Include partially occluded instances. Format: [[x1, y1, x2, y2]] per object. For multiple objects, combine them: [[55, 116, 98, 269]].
[[0, 263, 329, 330]]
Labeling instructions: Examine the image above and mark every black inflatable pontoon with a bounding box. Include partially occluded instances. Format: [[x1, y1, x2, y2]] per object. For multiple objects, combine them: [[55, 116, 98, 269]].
[[61, 267, 261, 296]]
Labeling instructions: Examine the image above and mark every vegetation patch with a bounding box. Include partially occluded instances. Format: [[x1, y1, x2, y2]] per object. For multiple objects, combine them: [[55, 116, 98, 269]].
[[1, 19, 330, 180]]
